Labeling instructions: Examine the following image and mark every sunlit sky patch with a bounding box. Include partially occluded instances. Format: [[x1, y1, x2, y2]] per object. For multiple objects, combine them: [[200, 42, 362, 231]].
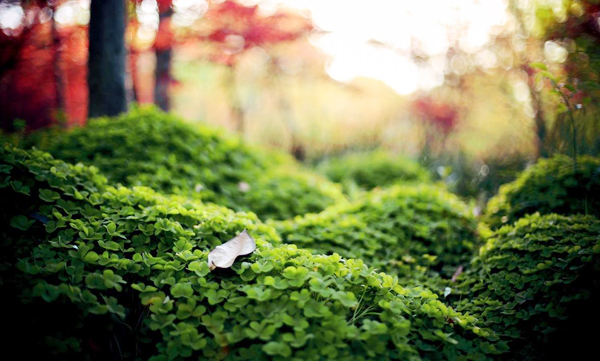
[[271, 0, 509, 94], [0, 3, 24, 30]]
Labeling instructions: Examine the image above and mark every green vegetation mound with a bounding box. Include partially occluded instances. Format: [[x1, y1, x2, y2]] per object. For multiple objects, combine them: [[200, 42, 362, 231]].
[[455, 213, 600, 359], [242, 168, 347, 221], [485, 155, 600, 228], [0, 146, 503, 360], [274, 184, 478, 280], [29, 107, 344, 220], [316, 151, 430, 192]]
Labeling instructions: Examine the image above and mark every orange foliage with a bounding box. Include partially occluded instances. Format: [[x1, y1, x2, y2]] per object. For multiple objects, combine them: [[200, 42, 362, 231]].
[[0, 4, 87, 131]]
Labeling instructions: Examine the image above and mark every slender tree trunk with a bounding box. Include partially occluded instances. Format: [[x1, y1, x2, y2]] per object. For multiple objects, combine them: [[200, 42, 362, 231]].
[[270, 61, 304, 160], [126, 48, 137, 104], [225, 65, 245, 134], [531, 88, 547, 158], [154, 5, 173, 111], [51, 4, 66, 123], [525, 68, 548, 159], [154, 49, 172, 110], [128, 49, 140, 103], [88, 0, 128, 118]]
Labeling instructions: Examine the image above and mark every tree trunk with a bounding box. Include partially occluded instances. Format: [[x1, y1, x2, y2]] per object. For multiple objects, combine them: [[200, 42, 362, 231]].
[[51, 5, 66, 123], [526, 70, 548, 159], [154, 48, 172, 111], [88, 0, 128, 118], [154, 6, 174, 111], [271, 61, 304, 160], [129, 49, 139, 103], [224, 65, 245, 135]]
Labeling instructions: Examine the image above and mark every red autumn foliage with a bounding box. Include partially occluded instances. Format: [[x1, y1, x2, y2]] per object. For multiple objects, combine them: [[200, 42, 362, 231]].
[[411, 96, 460, 136], [195, 0, 313, 67], [0, 4, 88, 131]]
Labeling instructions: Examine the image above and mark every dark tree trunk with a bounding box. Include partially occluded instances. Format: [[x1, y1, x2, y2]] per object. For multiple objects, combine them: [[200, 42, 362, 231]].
[[51, 5, 66, 122], [154, 48, 172, 111], [88, 0, 128, 118], [525, 66, 548, 159], [129, 49, 139, 103], [154, 6, 173, 111]]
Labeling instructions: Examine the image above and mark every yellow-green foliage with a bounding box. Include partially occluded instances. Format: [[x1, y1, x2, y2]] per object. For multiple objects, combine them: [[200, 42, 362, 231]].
[[485, 155, 600, 228], [27, 107, 344, 220], [274, 184, 478, 281], [242, 168, 347, 221], [0, 146, 503, 360], [316, 151, 430, 192]]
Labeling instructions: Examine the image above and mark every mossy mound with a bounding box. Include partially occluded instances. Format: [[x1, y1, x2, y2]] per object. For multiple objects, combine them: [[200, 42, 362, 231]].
[[0, 146, 503, 360], [27, 107, 344, 220], [485, 155, 600, 228], [454, 213, 600, 359], [274, 184, 478, 282], [241, 168, 347, 221], [316, 151, 431, 193]]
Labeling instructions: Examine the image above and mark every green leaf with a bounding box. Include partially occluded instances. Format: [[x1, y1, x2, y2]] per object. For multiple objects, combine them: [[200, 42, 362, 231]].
[[171, 282, 194, 298], [10, 180, 30, 195], [188, 261, 210, 277], [85, 273, 107, 290], [11, 215, 35, 231], [39, 188, 61, 202], [529, 62, 547, 71], [332, 291, 358, 308], [84, 251, 99, 263], [103, 269, 126, 292], [98, 240, 121, 251], [244, 286, 272, 301], [105, 222, 117, 235], [262, 341, 292, 357]]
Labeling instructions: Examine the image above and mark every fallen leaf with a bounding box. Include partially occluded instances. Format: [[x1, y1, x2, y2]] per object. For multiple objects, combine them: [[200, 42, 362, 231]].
[[238, 181, 250, 192], [451, 265, 464, 282], [208, 229, 256, 271]]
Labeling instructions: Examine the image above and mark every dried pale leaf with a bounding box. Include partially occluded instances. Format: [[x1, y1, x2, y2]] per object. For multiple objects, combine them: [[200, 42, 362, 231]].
[[208, 229, 256, 271], [451, 265, 464, 282]]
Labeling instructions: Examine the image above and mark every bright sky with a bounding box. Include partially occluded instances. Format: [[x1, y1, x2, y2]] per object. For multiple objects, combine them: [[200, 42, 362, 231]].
[[0, 0, 510, 95], [272, 0, 509, 94]]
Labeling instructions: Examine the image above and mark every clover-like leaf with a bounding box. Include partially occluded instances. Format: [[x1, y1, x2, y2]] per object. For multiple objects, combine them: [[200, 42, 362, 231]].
[[262, 341, 292, 357], [332, 291, 358, 308], [244, 286, 272, 302], [103, 269, 126, 292], [11, 215, 35, 231], [188, 260, 211, 277], [39, 189, 61, 202], [282, 266, 310, 287], [85, 272, 107, 290], [171, 282, 194, 298]]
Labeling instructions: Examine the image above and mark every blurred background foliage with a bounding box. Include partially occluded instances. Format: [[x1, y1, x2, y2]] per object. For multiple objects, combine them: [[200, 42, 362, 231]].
[[1, 0, 599, 205]]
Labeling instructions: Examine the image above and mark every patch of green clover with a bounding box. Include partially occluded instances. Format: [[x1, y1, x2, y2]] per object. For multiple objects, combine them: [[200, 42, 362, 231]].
[[485, 154, 600, 229], [273, 184, 479, 287], [453, 213, 600, 360], [0, 146, 504, 360], [315, 150, 431, 196], [241, 168, 348, 221], [25, 106, 344, 221]]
